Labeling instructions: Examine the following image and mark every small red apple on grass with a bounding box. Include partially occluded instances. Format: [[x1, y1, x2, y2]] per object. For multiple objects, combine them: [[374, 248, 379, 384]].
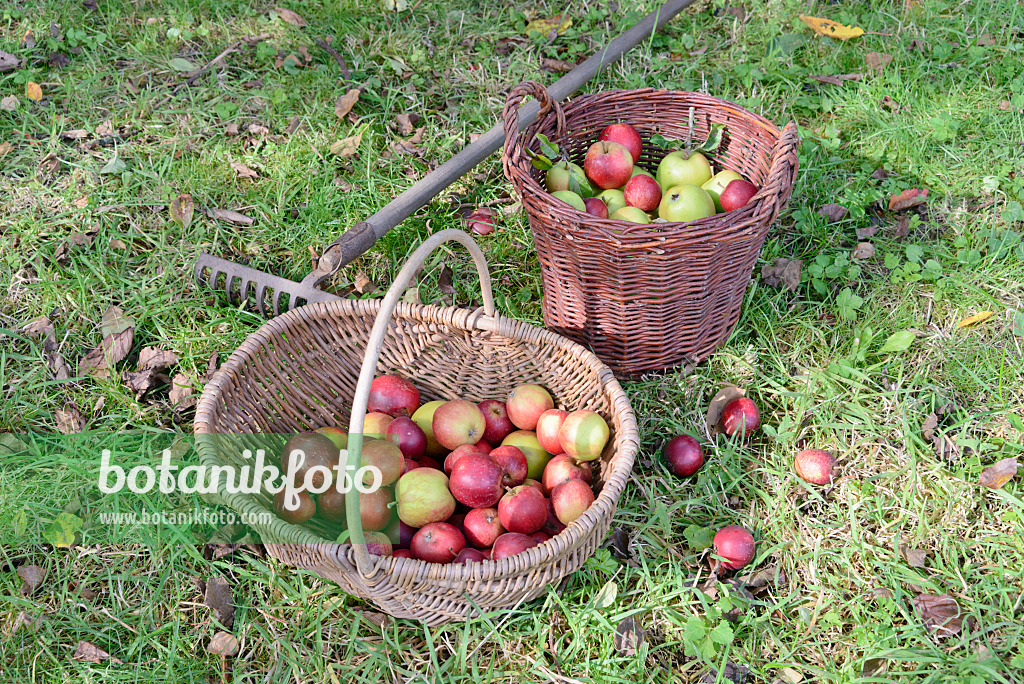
[[478, 399, 515, 446], [367, 374, 420, 417], [463, 507, 505, 548], [623, 174, 662, 213], [712, 525, 755, 570], [432, 399, 487, 450], [794, 449, 836, 485], [719, 179, 760, 212], [490, 532, 539, 561], [411, 522, 465, 563], [583, 141, 634, 190], [721, 398, 760, 439], [550, 479, 594, 525], [664, 435, 704, 477], [598, 123, 643, 164], [498, 485, 548, 534]]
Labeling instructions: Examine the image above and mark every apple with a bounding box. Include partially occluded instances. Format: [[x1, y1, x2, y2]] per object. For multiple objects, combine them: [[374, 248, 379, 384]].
[[498, 485, 547, 534], [316, 487, 346, 522], [385, 416, 427, 460], [502, 430, 554, 480], [598, 123, 642, 164], [623, 174, 662, 213], [453, 548, 488, 564], [444, 444, 480, 475], [392, 548, 413, 559], [713, 525, 755, 570], [417, 455, 443, 470], [402, 457, 418, 475], [721, 397, 760, 438], [701, 170, 743, 212], [551, 479, 594, 524], [529, 531, 550, 544], [314, 426, 348, 450], [583, 197, 609, 218], [542, 497, 566, 537], [630, 166, 655, 179], [411, 522, 465, 563], [550, 190, 586, 212], [478, 399, 515, 446], [656, 150, 713, 190], [395, 467, 456, 527], [719, 178, 760, 211], [362, 531, 393, 557], [490, 532, 539, 561], [280, 432, 339, 490], [360, 439, 404, 487], [664, 435, 704, 477], [273, 489, 316, 524], [362, 411, 394, 440], [597, 189, 627, 216], [411, 400, 446, 456], [583, 140, 634, 190], [432, 399, 487, 450], [523, 478, 545, 497], [398, 520, 417, 549], [610, 206, 650, 224], [794, 449, 835, 485], [449, 453, 506, 508], [446, 512, 467, 535], [506, 384, 555, 431], [545, 160, 595, 197], [463, 507, 505, 548], [367, 374, 420, 417], [542, 454, 592, 493], [557, 410, 610, 462], [355, 487, 394, 532], [488, 445, 528, 487], [658, 184, 716, 222], [535, 409, 568, 455]]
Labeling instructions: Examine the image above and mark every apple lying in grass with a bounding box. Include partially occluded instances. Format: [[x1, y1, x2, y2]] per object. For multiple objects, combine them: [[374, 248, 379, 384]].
[[498, 485, 547, 534], [386, 416, 427, 460], [713, 525, 755, 570], [664, 434, 704, 477], [411, 522, 465, 563], [598, 123, 643, 164], [584, 140, 634, 190], [656, 150, 712, 189], [794, 449, 836, 485], [557, 410, 610, 461], [658, 184, 716, 222], [550, 190, 586, 212], [507, 384, 555, 431], [432, 399, 487, 450], [367, 374, 420, 417], [623, 174, 662, 213], [490, 532, 539, 561], [411, 400, 446, 456], [598, 189, 627, 216], [721, 397, 760, 438], [535, 409, 568, 455], [551, 479, 594, 525], [502, 430, 554, 480], [583, 197, 609, 218], [478, 399, 515, 446], [719, 179, 760, 212], [274, 489, 316, 524], [463, 507, 504, 548], [449, 453, 506, 508], [396, 467, 456, 527]]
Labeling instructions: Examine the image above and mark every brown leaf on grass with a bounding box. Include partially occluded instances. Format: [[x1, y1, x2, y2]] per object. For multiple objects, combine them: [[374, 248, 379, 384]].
[[540, 57, 574, 73], [123, 369, 161, 398], [208, 631, 239, 656], [818, 203, 848, 222], [956, 311, 994, 328], [79, 329, 133, 378], [892, 215, 911, 239], [47, 348, 71, 381], [0, 141, 13, 156], [852, 242, 876, 259], [17, 565, 46, 595], [353, 272, 374, 294], [169, 194, 194, 230], [867, 587, 894, 600], [0, 50, 20, 72], [866, 52, 893, 73], [862, 658, 888, 678], [913, 594, 962, 636], [705, 386, 746, 433], [231, 162, 259, 179], [355, 609, 393, 628], [871, 168, 890, 181], [613, 616, 646, 657], [807, 73, 863, 85], [275, 7, 306, 26], [438, 264, 456, 294], [701, 662, 751, 684], [1, 95, 19, 112], [25, 81, 42, 101], [61, 129, 89, 140], [761, 257, 803, 292], [96, 120, 114, 136], [22, 316, 54, 340], [334, 89, 360, 119], [880, 95, 901, 112], [138, 346, 179, 372], [889, 188, 928, 211], [55, 403, 85, 433], [169, 373, 197, 410], [101, 305, 134, 337], [108, 238, 127, 249], [225, 122, 239, 136], [330, 132, 362, 157], [979, 457, 1018, 489], [394, 112, 421, 136], [898, 544, 928, 568], [205, 576, 235, 629], [73, 640, 123, 664], [976, 33, 996, 47], [909, 38, 925, 52], [207, 207, 254, 226], [856, 224, 879, 239], [284, 115, 301, 135], [11, 612, 45, 635], [39, 152, 60, 174]]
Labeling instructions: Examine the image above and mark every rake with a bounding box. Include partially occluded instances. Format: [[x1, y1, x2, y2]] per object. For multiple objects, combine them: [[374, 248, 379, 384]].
[[194, 0, 697, 316]]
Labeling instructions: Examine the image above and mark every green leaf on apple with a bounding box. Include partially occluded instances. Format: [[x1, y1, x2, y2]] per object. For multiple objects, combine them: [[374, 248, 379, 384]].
[[527, 148, 554, 171], [534, 132, 561, 160], [648, 133, 678, 151], [693, 123, 726, 154], [568, 168, 582, 197]]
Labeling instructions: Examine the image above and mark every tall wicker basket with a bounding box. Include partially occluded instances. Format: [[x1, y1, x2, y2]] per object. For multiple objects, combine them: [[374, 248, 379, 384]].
[[502, 81, 799, 376], [194, 230, 639, 625]]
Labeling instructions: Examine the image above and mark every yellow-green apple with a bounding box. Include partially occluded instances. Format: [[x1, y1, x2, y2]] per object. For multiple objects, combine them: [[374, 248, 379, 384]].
[[362, 411, 394, 440], [385, 416, 427, 460], [713, 525, 755, 569], [395, 467, 456, 527], [490, 532, 539, 560], [488, 445, 528, 486], [550, 189, 586, 212], [411, 521, 465, 563], [535, 408, 568, 455], [658, 184, 715, 222], [542, 453, 592, 493], [463, 507, 504, 548], [432, 399, 487, 450], [630, 166, 655, 179], [610, 206, 651, 224], [557, 410, 609, 462], [449, 453, 506, 508], [719, 178, 760, 211], [507, 384, 555, 431], [314, 426, 348, 450], [478, 399, 515, 445], [623, 174, 663, 212], [367, 374, 420, 417], [545, 160, 595, 197], [794, 449, 835, 485], [411, 400, 446, 456], [273, 489, 316, 524], [583, 141, 634, 190], [497, 485, 547, 534], [701, 170, 743, 212], [656, 150, 713, 190], [502, 430, 554, 480], [598, 123, 642, 163], [598, 189, 627, 216], [550, 479, 594, 524], [583, 197, 609, 218]]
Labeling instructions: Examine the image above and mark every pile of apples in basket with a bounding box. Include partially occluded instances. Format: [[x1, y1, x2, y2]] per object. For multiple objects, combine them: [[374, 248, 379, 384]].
[[273, 375, 610, 564]]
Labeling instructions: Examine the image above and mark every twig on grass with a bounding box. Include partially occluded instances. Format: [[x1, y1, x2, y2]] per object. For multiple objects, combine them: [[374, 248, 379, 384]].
[[149, 33, 271, 112], [315, 37, 353, 85]]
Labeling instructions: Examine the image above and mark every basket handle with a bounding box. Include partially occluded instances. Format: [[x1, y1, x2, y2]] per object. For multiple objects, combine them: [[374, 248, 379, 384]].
[[344, 229, 496, 578], [750, 121, 800, 224], [501, 81, 568, 184]]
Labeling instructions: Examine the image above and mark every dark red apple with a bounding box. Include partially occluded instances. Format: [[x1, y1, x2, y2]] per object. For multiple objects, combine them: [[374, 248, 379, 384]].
[[463, 507, 505, 548], [584, 140, 634, 190], [529, 530, 550, 544], [448, 453, 505, 508], [444, 444, 479, 475], [506, 384, 555, 431], [721, 398, 760, 438], [417, 455, 443, 470], [367, 374, 421, 417], [432, 399, 487, 450], [362, 531, 393, 557], [478, 399, 515, 446], [598, 123, 642, 164], [447, 512, 467, 535], [280, 432, 339, 490], [535, 409, 568, 455], [403, 458, 418, 475], [713, 525, 755, 570], [274, 489, 316, 524], [623, 174, 662, 213], [316, 488, 346, 523], [542, 498, 566, 537], [551, 479, 594, 525], [498, 485, 547, 534], [452, 547, 488, 564], [542, 453, 592, 494], [398, 521, 417, 549], [664, 434, 704, 477], [411, 522, 465, 563], [385, 416, 427, 460], [490, 532, 539, 561], [794, 449, 835, 485], [356, 487, 394, 532], [489, 445, 528, 487], [583, 197, 609, 218], [719, 179, 760, 212], [392, 548, 413, 559]]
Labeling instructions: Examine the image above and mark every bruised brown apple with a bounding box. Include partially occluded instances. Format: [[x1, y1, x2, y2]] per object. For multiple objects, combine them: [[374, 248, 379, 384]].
[[794, 449, 835, 485], [713, 525, 755, 570]]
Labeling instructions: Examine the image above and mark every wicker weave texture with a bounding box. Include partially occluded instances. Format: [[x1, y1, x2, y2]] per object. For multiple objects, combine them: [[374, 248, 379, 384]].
[[502, 82, 799, 375]]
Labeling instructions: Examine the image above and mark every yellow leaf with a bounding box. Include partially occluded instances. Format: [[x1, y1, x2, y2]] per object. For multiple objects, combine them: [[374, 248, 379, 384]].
[[957, 311, 994, 328], [525, 15, 572, 37], [334, 89, 360, 119], [25, 81, 42, 101], [799, 15, 865, 41], [330, 132, 362, 157]]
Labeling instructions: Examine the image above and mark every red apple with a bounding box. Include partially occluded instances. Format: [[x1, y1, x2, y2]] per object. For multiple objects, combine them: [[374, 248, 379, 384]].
[[542, 497, 566, 537], [623, 174, 662, 213], [550, 479, 594, 525], [598, 123, 642, 165], [529, 530, 550, 544], [360, 439, 404, 487], [557, 410, 610, 462], [583, 197, 609, 218], [794, 449, 835, 485], [719, 179, 760, 212], [411, 400, 446, 456], [478, 399, 515, 446], [392, 548, 413, 559], [453, 548, 488, 564], [583, 140, 634, 190], [488, 445, 528, 487], [355, 487, 394, 532], [361, 531, 393, 557], [417, 455, 443, 470], [316, 488, 346, 523], [447, 511, 467, 534], [506, 384, 555, 431], [535, 409, 568, 455], [362, 411, 394, 440], [721, 398, 760, 438], [403, 458, 418, 475], [522, 478, 545, 497], [367, 374, 420, 417], [385, 416, 427, 460], [713, 525, 755, 570], [398, 520, 417, 549], [664, 435, 704, 477], [463, 507, 504, 548], [411, 522, 465, 563], [448, 453, 505, 508], [432, 399, 487, 450], [280, 432, 340, 490], [490, 532, 539, 561], [542, 454, 592, 494], [274, 489, 316, 524], [395, 467, 456, 527], [498, 486, 547, 534], [444, 444, 482, 475], [502, 430, 555, 480]]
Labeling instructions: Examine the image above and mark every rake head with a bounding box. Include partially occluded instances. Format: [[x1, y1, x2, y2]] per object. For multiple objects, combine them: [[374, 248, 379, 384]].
[[194, 252, 342, 317]]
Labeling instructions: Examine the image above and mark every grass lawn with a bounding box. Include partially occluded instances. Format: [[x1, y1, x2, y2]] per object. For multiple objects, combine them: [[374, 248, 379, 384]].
[[2, 0, 1023, 681]]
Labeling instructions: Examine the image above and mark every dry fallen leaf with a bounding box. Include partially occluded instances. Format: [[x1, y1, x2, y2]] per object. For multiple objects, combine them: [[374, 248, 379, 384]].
[[761, 257, 803, 292], [354, 271, 374, 294], [22, 316, 54, 340], [101, 305, 134, 338], [207, 207, 254, 226], [73, 640, 123, 664], [205, 576, 235, 629], [852, 242, 876, 259], [856, 224, 879, 239], [912, 594, 962, 636], [231, 162, 259, 179], [705, 385, 746, 433], [818, 203, 848, 222], [799, 15, 865, 40], [25, 81, 42, 101], [334, 89, 360, 119], [55, 403, 85, 433], [866, 52, 893, 73], [613, 616, 647, 657], [0, 50, 20, 72], [956, 311, 994, 328], [170, 373, 197, 409], [78, 328, 133, 378], [138, 346, 180, 372], [275, 7, 307, 26], [807, 73, 863, 85], [978, 457, 1017, 489], [541, 57, 574, 73], [108, 238, 127, 249], [208, 631, 239, 656], [169, 194, 194, 230], [96, 120, 114, 136], [898, 544, 928, 568], [1, 95, 19, 111], [330, 132, 362, 157], [17, 565, 46, 595], [889, 188, 928, 211], [394, 112, 421, 136]]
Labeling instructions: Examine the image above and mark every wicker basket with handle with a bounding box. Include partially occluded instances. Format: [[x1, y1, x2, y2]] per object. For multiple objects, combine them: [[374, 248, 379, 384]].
[[502, 81, 799, 376], [194, 230, 639, 625]]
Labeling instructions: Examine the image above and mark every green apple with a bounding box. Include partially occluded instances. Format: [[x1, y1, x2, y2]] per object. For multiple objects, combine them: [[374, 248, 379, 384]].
[[545, 161, 595, 197], [630, 166, 655, 180], [656, 151, 713, 191], [551, 190, 586, 212], [597, 189, 626, 216], [701, 170, 744, 212], [658, 185, 716, 222], [610, 206, 651, 224]]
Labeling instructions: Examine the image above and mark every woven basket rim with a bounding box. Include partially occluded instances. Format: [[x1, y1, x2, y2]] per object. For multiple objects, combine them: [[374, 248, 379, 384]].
[[195, 296, 639, 585]]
